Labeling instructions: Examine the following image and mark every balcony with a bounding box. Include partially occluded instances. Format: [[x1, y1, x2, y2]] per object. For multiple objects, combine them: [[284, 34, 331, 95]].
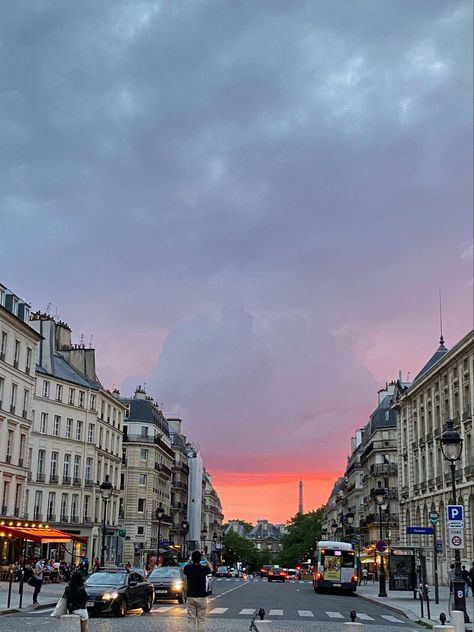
[[10, 405, 16, 414], [370, 463, 398, 476], [73, 477, 81, 486], [172, 481, 187, 491], [71, 516, 79, 524], [47, 513, 56, 521], [27, 471, 32, 481], [464, 465, 474, 478], [420, 481, 427, 492], [50, 474, 59, 484], [33, 512, 43, 521], [435, 475, 443, 486], [401, 485, 409, 499], [413, 483, 419, 495], [434, 427, 441, 438], [5, 454, 11, 464], [83, 516, 92, 523], [18, 457, 24, 468], [60, 515, 69, 523], [118, 510, 125, 519], [462, 409, 472, 421], [62, 476, 71, 485], [36, 473, 46, 482], [1, 505, 7, 514], [426, 432, 433, 443], [84, 479, 94, 488], [159, 464, 172, 477]]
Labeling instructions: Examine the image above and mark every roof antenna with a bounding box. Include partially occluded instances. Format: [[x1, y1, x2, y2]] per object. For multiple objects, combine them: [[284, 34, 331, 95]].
[[439, 288, 445, 346], [89, 335, 94, 348]]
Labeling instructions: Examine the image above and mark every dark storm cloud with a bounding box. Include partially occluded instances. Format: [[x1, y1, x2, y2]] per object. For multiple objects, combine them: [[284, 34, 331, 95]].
[[1, 1, 472, 470]]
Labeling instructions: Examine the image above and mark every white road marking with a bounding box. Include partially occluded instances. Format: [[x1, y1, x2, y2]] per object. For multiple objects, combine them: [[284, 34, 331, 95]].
[[239, 608, 256, 615], [208, 607, 228, 614], [381, 614, 403, 623], [357, 613, 375, 620], [298, 610, 314, 617], [268, 609, 283, 615], [29, 608, 54, 614], [326, 611, 344, 618], [155, 606, 173, 612]]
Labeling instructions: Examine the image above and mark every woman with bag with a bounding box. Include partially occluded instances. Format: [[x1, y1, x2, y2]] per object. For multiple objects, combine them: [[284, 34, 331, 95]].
[[62, 570, 89, 632]]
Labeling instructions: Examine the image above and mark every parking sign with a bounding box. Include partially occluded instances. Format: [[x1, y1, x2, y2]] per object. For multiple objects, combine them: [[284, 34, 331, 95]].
[[447, 505, 464, 526]]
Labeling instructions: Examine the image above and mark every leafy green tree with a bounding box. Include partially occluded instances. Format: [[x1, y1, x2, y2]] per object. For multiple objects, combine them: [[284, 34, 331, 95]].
[[222, 530, 260, 570], [278, 508, 324, 568]]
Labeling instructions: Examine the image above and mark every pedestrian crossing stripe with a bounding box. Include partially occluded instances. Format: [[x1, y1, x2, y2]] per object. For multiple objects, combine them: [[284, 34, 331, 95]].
[[357, 613, 375, 620], [382, 614, 403, 623], [298, 610, 314, 617], [208, 607, 228, 614], [239, 609, 256, 615], [155, 606, 174, 612], [268, 609, 283, 615], [326, 611, 345, 618]]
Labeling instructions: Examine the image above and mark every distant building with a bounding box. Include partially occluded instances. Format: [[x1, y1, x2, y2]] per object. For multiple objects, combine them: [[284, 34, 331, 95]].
[[247, 519, 282, 558], [167, 417, 190, 558]]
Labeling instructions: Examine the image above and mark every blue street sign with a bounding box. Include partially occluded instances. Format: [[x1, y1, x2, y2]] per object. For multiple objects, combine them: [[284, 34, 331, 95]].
[[447, 505, 464, 522], [406, 526, 434, 535]]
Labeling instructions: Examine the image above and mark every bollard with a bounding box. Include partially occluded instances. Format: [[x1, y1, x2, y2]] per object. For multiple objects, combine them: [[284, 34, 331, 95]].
[[450, 610, 466, 632], [59, 614, 81, 632], [432, 626, 455, 632], [343, 623, 364, 631], [18, 569, 24, 609], [7, 569, 14, 608]]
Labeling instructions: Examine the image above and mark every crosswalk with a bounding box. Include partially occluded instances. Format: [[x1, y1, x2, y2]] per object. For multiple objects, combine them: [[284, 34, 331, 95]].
[[153, 605, 407, 624]]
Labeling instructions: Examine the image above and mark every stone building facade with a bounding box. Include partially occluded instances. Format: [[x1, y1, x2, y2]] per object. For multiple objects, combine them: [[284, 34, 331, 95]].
[[394, 331, 474, 584]]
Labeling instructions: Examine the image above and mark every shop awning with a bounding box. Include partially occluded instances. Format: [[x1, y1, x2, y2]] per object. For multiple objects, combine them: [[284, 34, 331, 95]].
[[0, 525, 87, 544]]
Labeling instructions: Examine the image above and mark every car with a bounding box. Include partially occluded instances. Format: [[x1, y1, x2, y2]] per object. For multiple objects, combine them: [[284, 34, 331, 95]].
[[286, 568, 301, 580], [267, 567, 286, 582], [216, 565, 228, 577], [227, 567, 238, 577], [148, 567, 186, 603], [259, 564, 273, 579], [85, 569, 154, 617]]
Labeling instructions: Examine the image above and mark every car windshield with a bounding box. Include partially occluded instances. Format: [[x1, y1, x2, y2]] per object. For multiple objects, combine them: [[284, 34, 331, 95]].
[[86, 572, 127, 586], [149, 568, 181, 578]]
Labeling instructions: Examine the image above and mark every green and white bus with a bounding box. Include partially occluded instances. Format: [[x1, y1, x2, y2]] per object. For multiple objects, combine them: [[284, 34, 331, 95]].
[[312, 541, 358, 593]]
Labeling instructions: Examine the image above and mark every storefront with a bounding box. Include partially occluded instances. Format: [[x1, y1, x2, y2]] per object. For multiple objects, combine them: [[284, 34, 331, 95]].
[[0, 522, 87, 564]]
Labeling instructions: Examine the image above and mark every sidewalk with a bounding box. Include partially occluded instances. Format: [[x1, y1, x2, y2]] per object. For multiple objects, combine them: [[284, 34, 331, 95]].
[[0, 579, 64, 614], [357, 581, 474, 630]]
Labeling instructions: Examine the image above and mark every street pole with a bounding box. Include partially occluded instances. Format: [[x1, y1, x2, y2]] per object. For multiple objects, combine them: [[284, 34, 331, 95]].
[[378, 504, 387, 597], [432, 522, 439, 604], [100, 496, 107, 566], [450, 461, 468, 620], [157, 516, 162, 567]]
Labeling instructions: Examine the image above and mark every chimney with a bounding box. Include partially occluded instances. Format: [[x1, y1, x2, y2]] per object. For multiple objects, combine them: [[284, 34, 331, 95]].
[[134, 385, 147, 400], [167, 417, 182, 434]]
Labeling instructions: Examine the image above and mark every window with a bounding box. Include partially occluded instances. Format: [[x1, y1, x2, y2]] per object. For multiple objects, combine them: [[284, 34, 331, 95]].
[[137, 526, 144, 535], [19, 434, 26, 464], [60, 494, 68, 519], [71, 494, 78, 519], [139, 474, 147, 486], [34, 490, 43, 519], [76, 420, 83, 441], [73, 455, 81, 481], [85, 458, 93, 482], [6, 429, 13, 460], [56, 384, 63, 402], [14, 340, 20, 367], [84, 495, 90, 519], [37, 449, 45, 476], [2, 480, 10, 512], [100, 400, 105, 420], [88, 424, 95, 443], [22, 388, 29, 417], [99, 427, 103, 447], [10, 382, 17, 412], [63, 454, 71, 477], [0, 376, 4, 407], [47, 492, 56, 519], [40, 412, 48, 434], [14, 483, 22, 513], [25, 347, 32, 374], [140, 448, 148, 461], [0, 331, 7, 359], [53, 415, 61, 436], [66, 418, 73, 439], [51, 452, 58, 476], [141, 426, 149, 437], [106, 430, 110, 451], [137, 499, 145, 513], [68, 388, 75, 405], [78, 391, 85, 408], [90, 394, 97, 411], [43, 380, 50, 398]]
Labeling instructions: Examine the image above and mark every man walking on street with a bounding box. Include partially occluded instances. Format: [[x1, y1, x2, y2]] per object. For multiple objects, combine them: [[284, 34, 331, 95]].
[[32, 557, 45, 605], [183, 550, 213, 628]]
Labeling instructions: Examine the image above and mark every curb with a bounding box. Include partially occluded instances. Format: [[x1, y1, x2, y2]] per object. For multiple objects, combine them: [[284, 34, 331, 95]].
[[356, 592, 425, 624], [0, 601, 56, 616]]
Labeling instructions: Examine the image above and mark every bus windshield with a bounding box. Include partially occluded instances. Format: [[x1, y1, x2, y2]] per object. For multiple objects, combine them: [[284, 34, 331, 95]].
[[320, 549, 355, 569]]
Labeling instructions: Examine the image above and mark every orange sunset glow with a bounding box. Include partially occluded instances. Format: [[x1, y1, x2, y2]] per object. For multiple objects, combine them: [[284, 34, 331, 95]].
[[212, 471, 338, 524]]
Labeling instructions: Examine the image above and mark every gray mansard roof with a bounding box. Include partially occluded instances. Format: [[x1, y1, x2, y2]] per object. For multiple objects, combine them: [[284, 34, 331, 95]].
[[412, 337, 448, 383], [36, 353, 101, 389]]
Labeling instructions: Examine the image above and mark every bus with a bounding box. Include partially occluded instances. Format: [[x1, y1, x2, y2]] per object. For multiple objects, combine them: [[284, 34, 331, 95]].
[[312, 540, 358, 593]]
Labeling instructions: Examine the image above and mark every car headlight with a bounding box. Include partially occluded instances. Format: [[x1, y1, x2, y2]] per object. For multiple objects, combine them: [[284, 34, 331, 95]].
[[172, 581, 184, 590], [102, 591, 119, 600]]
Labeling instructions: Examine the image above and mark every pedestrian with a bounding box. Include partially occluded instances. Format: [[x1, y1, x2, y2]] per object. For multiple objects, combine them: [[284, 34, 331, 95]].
[[183, 550, 213, 628], [361, 567, 368, 585], [461, 565, 471, 597], [30, 557, 45, 606], [448, 563, 455, 593], [64, 570, 89, 632], [93, 557, 100, 572]]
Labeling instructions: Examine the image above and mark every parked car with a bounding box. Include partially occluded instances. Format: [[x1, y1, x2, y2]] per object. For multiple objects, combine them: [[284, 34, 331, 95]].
[[259, 565, 273, 578], [85, 569, 154, 617], [148, 567, 186, 603], [216, 565, 229, 577], [267, 567, 287, 582]]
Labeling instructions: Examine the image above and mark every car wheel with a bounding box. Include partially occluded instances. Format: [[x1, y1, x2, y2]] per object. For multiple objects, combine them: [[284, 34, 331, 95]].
[[177, 594, 184, 604], [142, 594, 153, 612], [114, 598, 127, 617]]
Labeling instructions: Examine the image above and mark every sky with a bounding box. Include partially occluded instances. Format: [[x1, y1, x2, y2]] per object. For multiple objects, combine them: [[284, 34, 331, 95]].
[[1, 1, 472, 524]]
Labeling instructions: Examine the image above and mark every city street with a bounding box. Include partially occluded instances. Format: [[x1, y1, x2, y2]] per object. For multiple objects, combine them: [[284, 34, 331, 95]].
[[3, 577, 425, 632]]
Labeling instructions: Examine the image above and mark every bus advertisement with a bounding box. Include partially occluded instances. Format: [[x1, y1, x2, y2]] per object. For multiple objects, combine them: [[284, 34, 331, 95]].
[[312, 541, 358, 593]]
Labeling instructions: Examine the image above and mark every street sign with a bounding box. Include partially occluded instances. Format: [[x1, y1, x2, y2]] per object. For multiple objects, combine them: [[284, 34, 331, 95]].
[[449, 528, 465, 550], [406, 526, 434, 535], [429, 511, 439, 524], [447, 505, 464, 523], [376, 540, 388, 552], [118, 529, 126, 538]]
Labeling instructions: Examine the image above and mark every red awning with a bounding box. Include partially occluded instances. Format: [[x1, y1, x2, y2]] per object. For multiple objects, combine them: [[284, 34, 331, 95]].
[[0, 525, 87, 544]]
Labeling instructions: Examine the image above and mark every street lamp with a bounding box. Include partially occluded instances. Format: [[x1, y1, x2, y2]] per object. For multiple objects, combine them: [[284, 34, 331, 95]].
[[372, 481, 387, 597], [201, 526, 208, 553], [346, 511, 354, 542], [181, 519, 189, 560], [331, 520, 338, 538], [156, 503, 165, 567], [99, 475, 113, 566], [440, 419, 469, 622]]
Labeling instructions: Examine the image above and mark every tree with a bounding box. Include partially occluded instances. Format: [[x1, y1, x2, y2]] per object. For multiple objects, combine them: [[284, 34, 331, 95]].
[[278, 508, 324, 568], [222, 530, 260, 570]]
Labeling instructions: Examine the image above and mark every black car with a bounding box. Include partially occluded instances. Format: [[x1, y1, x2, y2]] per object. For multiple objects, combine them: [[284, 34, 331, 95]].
[[148, 567, 186, 603], [85, 569, 155, 617]]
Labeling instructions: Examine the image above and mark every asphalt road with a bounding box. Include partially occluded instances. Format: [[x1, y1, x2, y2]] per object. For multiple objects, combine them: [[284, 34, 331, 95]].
[[3, 577, 425, 632]]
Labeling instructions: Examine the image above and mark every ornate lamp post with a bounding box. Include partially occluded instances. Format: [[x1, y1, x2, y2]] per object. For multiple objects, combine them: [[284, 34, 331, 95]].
[[372, 481, 387, 597], [156, 503, 165, 567], [181, 519, 189, 560], [331, 520, 338, 538], [440, 419, 469, 622], [99, 475, 113, 566], [346, 511, 354, 542]]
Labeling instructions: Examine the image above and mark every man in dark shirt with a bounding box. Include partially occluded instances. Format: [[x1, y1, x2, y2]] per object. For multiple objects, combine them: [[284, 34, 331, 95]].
[[183, 550, 213, 627]]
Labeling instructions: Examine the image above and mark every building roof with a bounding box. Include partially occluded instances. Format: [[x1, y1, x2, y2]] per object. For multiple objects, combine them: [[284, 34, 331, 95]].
[[121, 396, 170, 436], [412, 337, 448, 383], [36, 353, 101, 389], [247, 520, 281, 540]]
